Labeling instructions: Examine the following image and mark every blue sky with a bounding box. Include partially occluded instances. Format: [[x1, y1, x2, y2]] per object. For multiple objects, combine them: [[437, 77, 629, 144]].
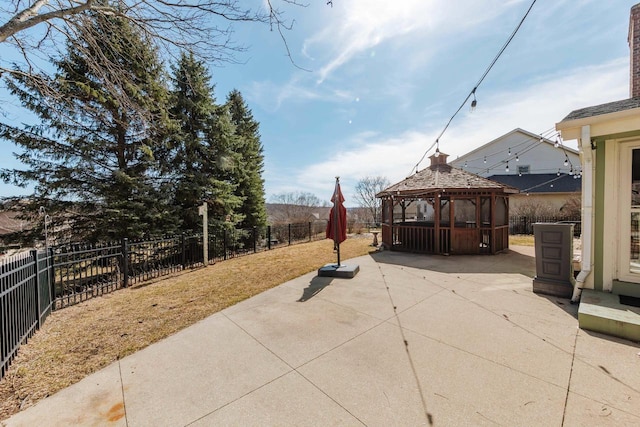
[[1, 0, 638, 206]]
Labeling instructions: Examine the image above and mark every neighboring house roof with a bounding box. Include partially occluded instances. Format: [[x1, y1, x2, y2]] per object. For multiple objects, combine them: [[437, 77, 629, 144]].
[[488, 173, 582, 194], [452, 128, 579, 164], [377, 162, 519, 197], [562, 97, 640, 121]]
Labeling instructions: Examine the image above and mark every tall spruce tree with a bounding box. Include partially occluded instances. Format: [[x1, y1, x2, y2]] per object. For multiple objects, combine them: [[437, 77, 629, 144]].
[[0, 13, 175, 242], [226, 89, 267, 230], [169, 52, 241, 233]]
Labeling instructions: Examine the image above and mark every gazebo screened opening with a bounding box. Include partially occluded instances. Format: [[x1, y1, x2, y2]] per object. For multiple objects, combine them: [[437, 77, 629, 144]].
[[376, 153, 517, 255]]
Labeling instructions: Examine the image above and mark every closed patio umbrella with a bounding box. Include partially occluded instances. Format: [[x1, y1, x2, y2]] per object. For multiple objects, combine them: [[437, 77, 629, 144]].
[[326, 177, 347, 266]]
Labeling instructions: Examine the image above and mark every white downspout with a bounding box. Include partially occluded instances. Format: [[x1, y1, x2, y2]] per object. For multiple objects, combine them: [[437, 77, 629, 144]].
[[572, 125, 593, 302]]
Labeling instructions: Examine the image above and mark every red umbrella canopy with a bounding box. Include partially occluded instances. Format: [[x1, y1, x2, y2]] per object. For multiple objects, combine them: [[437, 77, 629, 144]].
[[326, 180, 347, 244]]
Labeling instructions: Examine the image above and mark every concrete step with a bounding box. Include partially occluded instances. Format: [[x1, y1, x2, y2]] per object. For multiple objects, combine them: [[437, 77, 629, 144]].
[[578, 289, 640, 342]]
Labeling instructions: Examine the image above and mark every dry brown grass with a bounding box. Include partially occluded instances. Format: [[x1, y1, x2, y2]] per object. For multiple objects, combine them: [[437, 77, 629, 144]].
[[509, 234, 535, 246], [0, 236, 376, 421]]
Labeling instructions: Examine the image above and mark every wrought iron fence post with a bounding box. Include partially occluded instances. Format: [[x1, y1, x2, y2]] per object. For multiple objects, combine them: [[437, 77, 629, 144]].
[[48, 247, 55, 309], [267, 226, 272, 250], [288, 223, 291, 245], [223, 229, 228, 261], [122, 238, 129, 288], [181, 234, 186, 269], [253, 227, 257, 253], [32, 249, 42, 328]]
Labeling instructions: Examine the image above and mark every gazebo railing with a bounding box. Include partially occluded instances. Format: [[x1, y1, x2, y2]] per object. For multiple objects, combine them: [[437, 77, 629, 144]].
[[382, 223, 450, 254], [382, 223, 508, 255]]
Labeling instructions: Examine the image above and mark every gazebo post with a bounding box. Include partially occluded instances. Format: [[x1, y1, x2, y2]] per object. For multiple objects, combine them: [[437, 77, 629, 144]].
[[434, 195, 441, 254], [491, 193, 497, 255]]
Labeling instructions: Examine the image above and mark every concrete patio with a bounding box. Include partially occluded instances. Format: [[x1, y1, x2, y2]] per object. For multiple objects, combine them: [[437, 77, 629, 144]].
[[3, 245, 640, 426]]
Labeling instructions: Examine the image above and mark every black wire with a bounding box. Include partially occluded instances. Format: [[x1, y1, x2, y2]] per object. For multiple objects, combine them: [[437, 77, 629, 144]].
[[412, 0, 538, 175]]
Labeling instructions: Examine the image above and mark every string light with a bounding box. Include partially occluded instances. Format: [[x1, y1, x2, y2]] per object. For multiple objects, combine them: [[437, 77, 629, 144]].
[[410, 0, 538, 174], [557, 169, 561, 176], [554, 137, 560, 148], [454, 127, 576, 178], [505, 161, 510, 173], [470, 88, 477, 111]]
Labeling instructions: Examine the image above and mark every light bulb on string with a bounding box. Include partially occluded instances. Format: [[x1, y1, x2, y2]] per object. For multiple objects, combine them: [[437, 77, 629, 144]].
[[470, 87, 477, 111], [554, 137, 560, 148], [569, 167, 574, 176], [563, 155, 569, 167], [464, 161, 467, 168], [483, 156, 487, 164], [508, 147, 511, 156], [557, 169, 561, 176], [505, 161, 509, 173], [515, 154, 519, 162]]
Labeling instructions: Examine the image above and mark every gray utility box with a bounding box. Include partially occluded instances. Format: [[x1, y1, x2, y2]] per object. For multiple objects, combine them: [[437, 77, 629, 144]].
[[533, 223, 575, 298]]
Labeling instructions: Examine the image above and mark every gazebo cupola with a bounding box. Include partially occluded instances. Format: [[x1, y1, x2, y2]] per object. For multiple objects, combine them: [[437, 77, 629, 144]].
[[376, 153, 518, 255]]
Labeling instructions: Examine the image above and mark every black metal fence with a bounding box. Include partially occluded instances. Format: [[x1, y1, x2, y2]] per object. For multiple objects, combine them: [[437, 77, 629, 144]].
[[0, 221, 327, 380], [1, 250, 53, 380], [509, 215, 581, 237]]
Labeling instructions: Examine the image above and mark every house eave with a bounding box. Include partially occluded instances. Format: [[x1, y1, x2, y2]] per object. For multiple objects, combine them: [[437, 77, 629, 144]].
[[556, 106, 640, 140]]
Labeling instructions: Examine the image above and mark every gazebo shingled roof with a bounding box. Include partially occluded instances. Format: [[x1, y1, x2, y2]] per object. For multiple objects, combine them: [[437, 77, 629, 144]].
[[377, 158, 519, 197]]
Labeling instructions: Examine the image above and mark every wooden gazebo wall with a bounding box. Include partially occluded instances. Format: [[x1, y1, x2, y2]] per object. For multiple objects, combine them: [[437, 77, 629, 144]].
[[380, 190, 510, 255]]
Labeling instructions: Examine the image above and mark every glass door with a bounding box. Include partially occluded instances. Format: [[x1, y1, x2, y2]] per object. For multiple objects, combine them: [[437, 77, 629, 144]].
[[619, 144, 640, 282], [630, 149, 640, 274]]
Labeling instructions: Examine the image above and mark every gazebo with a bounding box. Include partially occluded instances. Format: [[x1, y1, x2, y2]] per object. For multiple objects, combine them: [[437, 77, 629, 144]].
[[376, 152, 518, 255]]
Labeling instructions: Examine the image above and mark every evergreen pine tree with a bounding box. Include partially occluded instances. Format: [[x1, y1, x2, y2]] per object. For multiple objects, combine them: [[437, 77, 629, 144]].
[[226, 89, 267, 230], [169, 52, 241, 234], [0, 13, 175, 242]]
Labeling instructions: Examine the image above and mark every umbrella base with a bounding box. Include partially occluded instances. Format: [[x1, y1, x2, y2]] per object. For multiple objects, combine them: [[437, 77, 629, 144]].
[[317, 263, 360, 278]]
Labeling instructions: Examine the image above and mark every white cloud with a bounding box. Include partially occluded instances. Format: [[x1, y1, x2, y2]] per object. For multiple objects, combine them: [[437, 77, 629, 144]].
[[303, 0, 526, 84], [268, 57, 629, 205], [246, 76, 354, 111]]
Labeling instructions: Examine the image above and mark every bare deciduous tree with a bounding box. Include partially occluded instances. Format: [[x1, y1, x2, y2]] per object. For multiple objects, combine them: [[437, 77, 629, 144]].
[[0, 0, 310, 116], [268, 191, 327, 224], [353, 176, 389, 225]]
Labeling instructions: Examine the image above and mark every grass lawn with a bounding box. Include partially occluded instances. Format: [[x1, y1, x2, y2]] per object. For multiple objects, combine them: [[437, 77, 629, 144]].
[[0, 233, 537, 420]]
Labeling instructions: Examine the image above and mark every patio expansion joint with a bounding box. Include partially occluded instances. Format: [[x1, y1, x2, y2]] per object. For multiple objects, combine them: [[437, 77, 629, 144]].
[[399, 320, 572, 393], [561, 323, 579, 426], [381, 262, 584, 393], [185, 311, 378, 426], [395, 263, 578, 357], [376, 262, 437, 425], [117, 360, 129, 427]]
